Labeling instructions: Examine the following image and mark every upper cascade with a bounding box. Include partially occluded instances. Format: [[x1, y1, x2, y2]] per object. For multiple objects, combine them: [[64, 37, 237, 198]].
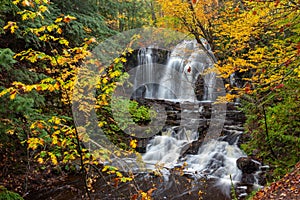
[[134, 39, 218, 102]]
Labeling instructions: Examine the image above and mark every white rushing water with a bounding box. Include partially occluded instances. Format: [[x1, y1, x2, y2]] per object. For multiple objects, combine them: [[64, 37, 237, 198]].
[[139, 126, 262, 198], [137, 47, 155, 98], [142, 128, 245, 180], [142, 127, 199, 169], [135, 39, 217, 101]]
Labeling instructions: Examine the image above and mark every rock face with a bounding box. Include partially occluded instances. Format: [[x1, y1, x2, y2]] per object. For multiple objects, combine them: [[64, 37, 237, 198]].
[[133, 98, 246, 153]]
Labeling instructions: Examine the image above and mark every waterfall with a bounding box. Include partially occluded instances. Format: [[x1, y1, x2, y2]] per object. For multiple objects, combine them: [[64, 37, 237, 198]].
[[141, 126, 264, 198], [137, 47, 155, 98], [142, 127, 199, 169], [142, 128, 245, 178], [185, 139, 244, 181], [127, 39, 264, 198], [135, 39, 217, 101]]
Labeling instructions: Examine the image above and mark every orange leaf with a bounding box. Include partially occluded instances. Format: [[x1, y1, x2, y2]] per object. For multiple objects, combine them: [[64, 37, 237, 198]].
[[22, 0, 30, 7], [63, 15, 76, 23], [113, 178, 119, 187], [36, 85, 42, 91], [290, 186, 296, 191], [37, 122, 44, 129]]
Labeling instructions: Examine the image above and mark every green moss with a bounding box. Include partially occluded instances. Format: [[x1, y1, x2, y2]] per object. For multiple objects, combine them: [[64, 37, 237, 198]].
[[0, 186, 23, 200], [241, 78, 300, 181]]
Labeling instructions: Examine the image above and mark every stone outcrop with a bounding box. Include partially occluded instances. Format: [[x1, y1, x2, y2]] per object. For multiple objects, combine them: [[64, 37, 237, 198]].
[[133, 98, 246, 153]]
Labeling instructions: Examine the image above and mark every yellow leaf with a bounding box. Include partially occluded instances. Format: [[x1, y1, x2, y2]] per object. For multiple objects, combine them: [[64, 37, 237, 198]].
[[83, 27, 92, 33], [114, 58, 120, 63], [13, 0, 20, 5], [56, 56, 65, 65], [52, 135, 58, 145], [30, 123, 35, 129], [127, 48, 134, 54], [102, 78, 108, 84], [47, 25, 53, 32], [53, 117, 61, 124], [116, 171, 123, 178], [53, 131, 61, 138], [98, 121, 106, 127], [120, 57, 127, 63], [27, 138, 44, 150], [3, 21, 18, 34], [54, 82, 60, 90], [10, 90, 17, 100], [56, 28, 63, 34], [49, 152, 58, 165], [6, 130, 14, 135], [39, 5, 48, 12], [59, 39, 69, 46], [37, 157, 44, 164], [21, 13, 29, 21], [55, 17, 63, 23], [130, 139, 137, 149], [63, 15, 76, 23], [102, 165, 109, 172], [0, 89, 9, 97], [61, 138, 67, 147], [48, 85, 55, 92]]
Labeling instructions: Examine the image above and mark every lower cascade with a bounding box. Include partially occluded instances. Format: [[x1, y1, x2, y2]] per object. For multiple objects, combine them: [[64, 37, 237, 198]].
[[136, 100, 266, 199]]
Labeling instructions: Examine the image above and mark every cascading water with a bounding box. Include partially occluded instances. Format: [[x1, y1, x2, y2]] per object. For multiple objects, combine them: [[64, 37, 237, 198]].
[[155, 40, 194, 100], [142, 128, 199, 169], [140, 110, 264, 199], [135, 39, 217, 101], [133, 39, 265, 199], [137, 47, 156, 98]]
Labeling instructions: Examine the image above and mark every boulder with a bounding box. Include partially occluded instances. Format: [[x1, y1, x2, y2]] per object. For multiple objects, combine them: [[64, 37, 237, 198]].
[[237, 157, 261, 174]]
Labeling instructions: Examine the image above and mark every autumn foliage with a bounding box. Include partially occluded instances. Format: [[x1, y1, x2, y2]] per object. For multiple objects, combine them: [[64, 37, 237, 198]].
[[0, 0, 299, 199]]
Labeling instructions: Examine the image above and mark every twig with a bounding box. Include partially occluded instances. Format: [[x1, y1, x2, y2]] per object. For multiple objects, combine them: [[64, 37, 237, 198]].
[[262, 104, 277, 160]]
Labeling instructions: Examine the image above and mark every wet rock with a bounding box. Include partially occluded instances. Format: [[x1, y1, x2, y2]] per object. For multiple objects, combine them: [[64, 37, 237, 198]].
[[220, 132, 243, 145], [241, 173, 256, 184], [180, 139, 204, 157], [237, 157, 261, 174]]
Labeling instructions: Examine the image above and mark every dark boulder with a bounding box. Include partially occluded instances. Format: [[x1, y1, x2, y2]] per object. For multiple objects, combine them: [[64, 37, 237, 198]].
[[237, 157, 261, 174]]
